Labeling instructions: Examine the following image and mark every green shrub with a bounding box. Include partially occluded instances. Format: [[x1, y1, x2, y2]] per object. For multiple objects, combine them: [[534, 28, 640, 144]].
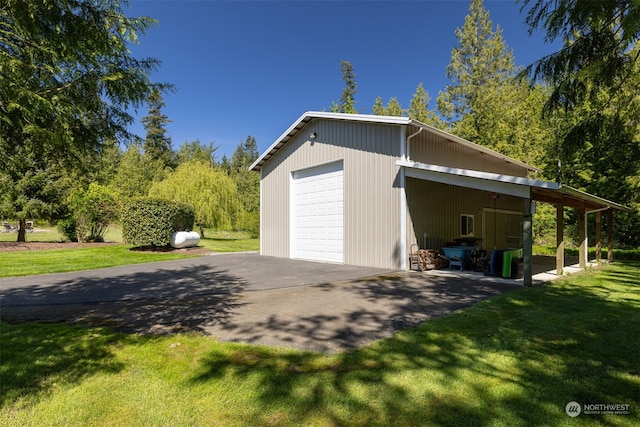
[[238, 211, 260, 238], [57, 218, 78, 242], [121, 198, 195, 247], [69, 183, 119, 243]]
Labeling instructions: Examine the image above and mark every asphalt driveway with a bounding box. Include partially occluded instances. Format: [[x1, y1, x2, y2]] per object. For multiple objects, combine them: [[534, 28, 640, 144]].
[[0, 252, 521, 352]]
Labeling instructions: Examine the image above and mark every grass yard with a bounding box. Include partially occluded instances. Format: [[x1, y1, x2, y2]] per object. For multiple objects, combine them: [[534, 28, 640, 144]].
[[0, 245, 199, 277], [1, 261, 638, 426], [0, 228, 259, 277]]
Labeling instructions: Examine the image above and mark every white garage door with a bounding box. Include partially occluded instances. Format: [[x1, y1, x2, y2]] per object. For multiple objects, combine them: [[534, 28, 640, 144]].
[[292, 161, 344, 263]]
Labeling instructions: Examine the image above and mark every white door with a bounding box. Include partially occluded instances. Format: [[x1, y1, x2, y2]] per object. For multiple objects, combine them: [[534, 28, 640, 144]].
[[292, 162, 344, 263]]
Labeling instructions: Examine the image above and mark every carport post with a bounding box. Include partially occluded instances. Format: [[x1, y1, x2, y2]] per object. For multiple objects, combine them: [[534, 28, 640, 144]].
[[523, 199, 533, 287], [578, 205, 587, 269], [596, 211, 602, 263], [556, 203, 564, 276], [607, 209, 614, 263]]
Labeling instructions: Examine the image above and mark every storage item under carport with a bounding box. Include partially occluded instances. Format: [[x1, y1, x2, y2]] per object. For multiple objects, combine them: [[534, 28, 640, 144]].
[[409, 245, 443, 271], [441, 246, 474, 271], [488, 248, 523, 278]]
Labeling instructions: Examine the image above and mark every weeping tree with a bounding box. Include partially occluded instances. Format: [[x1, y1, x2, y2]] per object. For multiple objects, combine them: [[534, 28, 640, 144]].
[[0, 0, 159, 241], [148, 161, 243, 237]]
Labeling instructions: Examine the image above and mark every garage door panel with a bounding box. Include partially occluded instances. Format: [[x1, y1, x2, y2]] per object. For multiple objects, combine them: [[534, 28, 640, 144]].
[[292, 162, 344, 263]]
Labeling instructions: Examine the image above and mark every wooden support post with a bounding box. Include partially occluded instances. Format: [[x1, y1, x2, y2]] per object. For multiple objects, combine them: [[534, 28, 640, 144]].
[[595, 211, 602, 263], [556, 203, 564, 276], [578, 206, 587, 269], [523, 199, 533, 287], [607, 209, 614, 263]]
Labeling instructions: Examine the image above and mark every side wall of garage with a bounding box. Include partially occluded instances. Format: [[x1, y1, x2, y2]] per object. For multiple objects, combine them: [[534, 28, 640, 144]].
[[406, 178, 524, 253], [260, 119, 405, 269]]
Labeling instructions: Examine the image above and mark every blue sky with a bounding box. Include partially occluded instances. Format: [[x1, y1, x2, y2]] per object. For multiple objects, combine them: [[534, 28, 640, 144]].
[[126, 0, 559, 159]]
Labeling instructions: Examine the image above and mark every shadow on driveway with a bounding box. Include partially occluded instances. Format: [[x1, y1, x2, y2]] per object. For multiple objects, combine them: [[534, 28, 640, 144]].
[[205, 271, 520, 352], [1, 253, 520, 352]]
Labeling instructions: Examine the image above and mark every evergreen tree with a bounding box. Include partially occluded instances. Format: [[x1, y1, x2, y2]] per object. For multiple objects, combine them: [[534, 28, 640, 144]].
[[329, 60, 358, 114], [229, 136, 260, 236], [437, 0, 515, 131], [372, 97, 386, 115], [408, 83, 443, 128], [371, 97, 404, 117], [141, 87, 174, 168], [176, 139, 218, 168], [436, 0, 550, 167], [521, 0, 640, 115], [0, 0, 158, 241], [521, 0, 640, 245], [110, 143, 164, 199]]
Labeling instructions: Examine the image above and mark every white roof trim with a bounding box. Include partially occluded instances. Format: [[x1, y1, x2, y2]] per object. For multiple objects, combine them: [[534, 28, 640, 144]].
[[398, 159, 629, 211], [250, 111, 537, 172], [397, 160, 555, 189], [250, 111, 410, 171]]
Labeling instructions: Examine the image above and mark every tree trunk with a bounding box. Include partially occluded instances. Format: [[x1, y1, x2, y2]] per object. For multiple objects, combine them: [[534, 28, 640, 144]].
[[199, 224, 206, 239], [17, 218, 26, 242]]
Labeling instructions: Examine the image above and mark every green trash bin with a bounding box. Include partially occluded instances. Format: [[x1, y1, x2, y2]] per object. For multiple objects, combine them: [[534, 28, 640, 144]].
[[502, 249, 523, 278]]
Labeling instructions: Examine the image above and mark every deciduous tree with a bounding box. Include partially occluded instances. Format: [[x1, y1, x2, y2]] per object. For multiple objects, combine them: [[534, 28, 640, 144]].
[[148, 161, 243, 236]]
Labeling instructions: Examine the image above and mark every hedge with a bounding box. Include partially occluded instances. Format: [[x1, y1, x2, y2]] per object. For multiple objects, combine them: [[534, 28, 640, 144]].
[[121, 198, 195, 247]]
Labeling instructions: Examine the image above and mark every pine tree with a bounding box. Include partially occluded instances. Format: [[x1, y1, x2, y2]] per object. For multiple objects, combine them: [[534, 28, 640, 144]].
[[408, 83, 442, 127], [228, 136, 260, 236], [141, 87, 174, 168], [329, 60, 358, 114], [435, 0, 549, 166], [437, 0, 515, 133], [0, 0, 158, 241]]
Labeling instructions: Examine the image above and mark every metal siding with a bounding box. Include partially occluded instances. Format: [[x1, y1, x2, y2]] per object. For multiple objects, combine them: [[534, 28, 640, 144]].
[[409, 129, 529, 177], [259, 119, 403, 269], [405, 177, 523, 254]]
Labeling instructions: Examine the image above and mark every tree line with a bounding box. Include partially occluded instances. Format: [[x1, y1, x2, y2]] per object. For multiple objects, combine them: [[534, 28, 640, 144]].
[[328, 0, 639, 247], [1, 0, 638, 246]]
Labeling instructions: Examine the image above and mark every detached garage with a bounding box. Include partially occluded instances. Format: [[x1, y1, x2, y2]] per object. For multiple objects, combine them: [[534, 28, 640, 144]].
[[250, 111, 627, 286]]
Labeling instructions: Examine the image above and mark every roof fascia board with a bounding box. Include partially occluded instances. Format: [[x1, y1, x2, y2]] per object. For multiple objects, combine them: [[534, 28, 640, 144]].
[[251, 111, 539, 172], [250, 111, 410, 171], [558, 185, 630, 211], [250, 112, 310, 171], [405, 165, 532, 199], [398, 159, 556, 189], [398, 159, 629, 211]]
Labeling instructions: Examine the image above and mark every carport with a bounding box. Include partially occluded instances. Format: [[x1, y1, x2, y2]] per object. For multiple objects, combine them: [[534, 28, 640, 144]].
[[397, 159, 629, 286]]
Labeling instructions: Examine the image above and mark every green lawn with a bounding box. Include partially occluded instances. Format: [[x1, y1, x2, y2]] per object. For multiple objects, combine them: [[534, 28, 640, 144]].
[[0, 245, 200, 277], [1, 261, 638, 426], [0, 228, 259, 277]]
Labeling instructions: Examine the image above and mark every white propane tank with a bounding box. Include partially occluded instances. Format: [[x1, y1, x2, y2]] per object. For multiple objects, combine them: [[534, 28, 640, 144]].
[[170, 231, 200, 248]]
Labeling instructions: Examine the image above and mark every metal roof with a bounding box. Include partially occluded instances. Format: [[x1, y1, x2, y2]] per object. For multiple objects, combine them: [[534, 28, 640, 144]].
[[249, 111, 538, 172], [398, 159, 630, 211]]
